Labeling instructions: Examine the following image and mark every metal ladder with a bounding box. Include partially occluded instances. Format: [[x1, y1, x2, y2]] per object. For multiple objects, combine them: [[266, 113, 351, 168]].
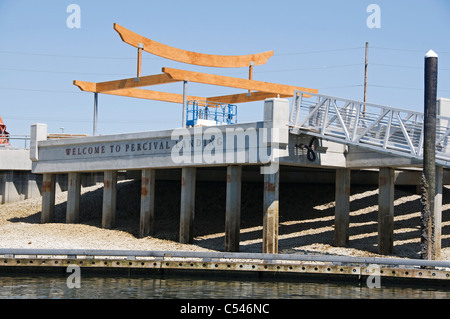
[[289, 91, 450, 167]]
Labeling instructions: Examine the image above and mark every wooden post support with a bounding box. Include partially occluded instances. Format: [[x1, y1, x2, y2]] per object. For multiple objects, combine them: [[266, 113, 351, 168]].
[[263, 163, 279, 254], [333, 169, 351, 247], [225, 165, 242, 252], [378, 167, 394, 255], [180, 167, 196, 244], [421, 50, 439, 260], [137, 43, 143, 78], [66, 172, 81, 223], [247, 62, 254, 96], [140, 169, 156, 238], [41, 173, 56, 223], [102, 171, 117, 229]]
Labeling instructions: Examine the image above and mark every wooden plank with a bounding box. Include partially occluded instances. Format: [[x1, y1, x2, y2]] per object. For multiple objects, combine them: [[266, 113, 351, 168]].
[[114, 23, 274, 68], [73, 81, 204, 104], [207, 92, 290, 104], [73, 80, 96, 92], [96, 73, 178, 92], [102, 88, 204, 104], [163, 67, 318, 96]]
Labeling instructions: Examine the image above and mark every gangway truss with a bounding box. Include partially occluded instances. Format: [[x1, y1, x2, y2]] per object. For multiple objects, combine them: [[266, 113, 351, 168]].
[[289, 91, 450, 167]]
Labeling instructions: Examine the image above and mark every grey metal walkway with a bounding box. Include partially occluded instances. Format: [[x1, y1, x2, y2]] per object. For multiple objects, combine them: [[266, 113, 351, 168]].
[[289, 91, 450, 167]]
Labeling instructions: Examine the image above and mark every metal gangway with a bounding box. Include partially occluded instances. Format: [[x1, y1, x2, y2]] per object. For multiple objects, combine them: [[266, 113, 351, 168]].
[[289, 91, 450, 167]]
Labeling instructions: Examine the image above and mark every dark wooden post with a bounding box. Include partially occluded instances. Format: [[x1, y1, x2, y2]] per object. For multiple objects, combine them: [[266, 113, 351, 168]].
[[421, 50, 439, 260]]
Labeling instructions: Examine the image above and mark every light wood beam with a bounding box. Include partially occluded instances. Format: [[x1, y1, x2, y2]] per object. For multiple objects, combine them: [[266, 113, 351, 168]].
[[114, 23, 273, 68], [74, 80, 204, 103], [74, 80, 96, 92], [163, 67, 318, 96], [207, 92, 290, 104], [102, 88, 204, 104], [96, 73, 178, 92]]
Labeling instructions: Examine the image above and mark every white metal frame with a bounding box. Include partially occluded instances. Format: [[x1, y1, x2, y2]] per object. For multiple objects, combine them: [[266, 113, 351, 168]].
[[289, 91, 450, 167]]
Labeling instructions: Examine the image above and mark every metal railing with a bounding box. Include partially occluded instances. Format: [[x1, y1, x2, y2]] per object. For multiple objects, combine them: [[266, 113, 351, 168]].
[[0, 134, 30, 149], [289, 91, 450, 167], [186, 100, 237, 126]]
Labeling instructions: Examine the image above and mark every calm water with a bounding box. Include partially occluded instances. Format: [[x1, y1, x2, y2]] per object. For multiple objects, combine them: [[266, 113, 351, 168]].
[[1, 272, 450, 299]]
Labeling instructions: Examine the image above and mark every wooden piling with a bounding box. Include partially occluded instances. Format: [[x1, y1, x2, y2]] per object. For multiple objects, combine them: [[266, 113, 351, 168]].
[[180, 167, 196, 244], [102, 171, 117, 229], [225, 165, 242, 252], [263, 163, 279, 254], [421, 50, 439, 260], [66, 172, 81, 223], [334, 168, 351, 247], [140, 169, 156, 237], [378, 167, 394, 255], [41, 173, 56, 223]]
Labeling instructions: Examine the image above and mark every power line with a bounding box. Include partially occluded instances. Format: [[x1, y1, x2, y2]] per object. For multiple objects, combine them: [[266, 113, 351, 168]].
[[0, 66, 134, 77], [0, 50, 161, 60], [0, 48, 366, 60], [0, 86, 82, 94], [371, 46, 450, 55], [371, 63, 450, 71], [369, 84, 450, 93], [275, 47, 364, 56]]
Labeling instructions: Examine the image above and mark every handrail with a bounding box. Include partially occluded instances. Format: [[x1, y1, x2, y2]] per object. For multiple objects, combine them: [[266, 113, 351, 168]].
[[289, 91, 450, 167]]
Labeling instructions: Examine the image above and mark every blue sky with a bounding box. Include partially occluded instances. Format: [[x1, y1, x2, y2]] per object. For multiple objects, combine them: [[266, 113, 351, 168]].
[[1, 0, 450, 147]]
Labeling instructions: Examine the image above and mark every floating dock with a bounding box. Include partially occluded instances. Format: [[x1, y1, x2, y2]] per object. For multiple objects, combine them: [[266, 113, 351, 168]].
[[1, 249, 450, 285]]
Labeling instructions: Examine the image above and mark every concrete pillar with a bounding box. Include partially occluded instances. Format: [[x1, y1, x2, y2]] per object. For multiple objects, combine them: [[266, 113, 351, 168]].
[[433, 165, 443, 259], [263, 162, 279, 254], [378, 167, 395, 255], [41, 173, 56, 223], [102, 171, 117, 229], [333, 168, 351, 247], [30, 123, 47, 162], [180, 167, 196, 244], [25, 172, 42, 199], [66, 172, 81, 223], [140, 169, 156, 237], [1, 171, 24, 204], [225, 165, 242, 252], [0, 172, 3, 204]]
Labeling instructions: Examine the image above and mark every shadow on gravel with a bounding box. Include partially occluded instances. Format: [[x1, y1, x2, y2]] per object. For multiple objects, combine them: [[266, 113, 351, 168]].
[[8, 171, 450, 257]]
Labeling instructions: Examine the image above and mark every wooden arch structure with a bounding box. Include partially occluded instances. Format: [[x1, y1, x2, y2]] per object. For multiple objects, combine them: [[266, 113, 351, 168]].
[[73, 23, 317, 113]]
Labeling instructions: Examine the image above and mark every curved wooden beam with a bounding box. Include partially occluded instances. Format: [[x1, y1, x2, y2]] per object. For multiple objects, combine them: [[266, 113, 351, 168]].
[[114, 23, 274, 68]]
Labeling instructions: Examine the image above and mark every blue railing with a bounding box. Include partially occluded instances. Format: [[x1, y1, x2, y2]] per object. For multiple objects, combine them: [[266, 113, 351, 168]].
[[186, 100, 237, 126]]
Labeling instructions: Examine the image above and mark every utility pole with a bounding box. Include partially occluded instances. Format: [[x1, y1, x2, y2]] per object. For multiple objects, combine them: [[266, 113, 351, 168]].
[[363, 42, 369, 115], [421, 49, 439, 260]]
